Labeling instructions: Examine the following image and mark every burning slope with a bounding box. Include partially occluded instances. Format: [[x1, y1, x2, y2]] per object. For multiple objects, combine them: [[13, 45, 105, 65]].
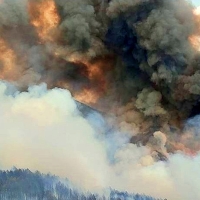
[[0, 0, 200, 198], [71, 56, 115, 105]]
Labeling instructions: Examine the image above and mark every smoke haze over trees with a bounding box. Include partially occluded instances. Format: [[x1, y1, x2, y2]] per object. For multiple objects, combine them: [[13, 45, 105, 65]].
[[0, 168, 162, 200], [0, 0, 200, 199]]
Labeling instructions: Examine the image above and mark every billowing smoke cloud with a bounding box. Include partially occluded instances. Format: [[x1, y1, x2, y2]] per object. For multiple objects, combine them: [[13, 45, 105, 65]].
[[0, 81, 200, 199], [0, 0, 200, 199], [0, 81, 111, 191], [104, 0, 200, 156]]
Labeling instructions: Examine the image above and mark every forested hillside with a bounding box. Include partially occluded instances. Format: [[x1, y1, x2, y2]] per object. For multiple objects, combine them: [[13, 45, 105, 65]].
[[0, 169, 163, 200]]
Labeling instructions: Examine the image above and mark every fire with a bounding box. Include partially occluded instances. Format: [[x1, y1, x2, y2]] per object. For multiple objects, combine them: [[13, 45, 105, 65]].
[[189, 6, 200, 51], [74, 88, 100, 105], [73, 60, 107, 105], [0, 38, 18, 80], [70, 57, 114, 105], [28, 0, 60, 43], [83, 60, 107, 91], [189, 35, 200, 51], [193, 6, 200, 16]]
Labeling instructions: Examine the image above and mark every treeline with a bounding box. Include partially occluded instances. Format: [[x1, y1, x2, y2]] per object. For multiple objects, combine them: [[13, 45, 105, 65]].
[[0, 169, 163, 200]]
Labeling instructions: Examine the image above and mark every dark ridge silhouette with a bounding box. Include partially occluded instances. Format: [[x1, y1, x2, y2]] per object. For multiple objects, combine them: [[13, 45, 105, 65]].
[[0, 168, 164, 200]]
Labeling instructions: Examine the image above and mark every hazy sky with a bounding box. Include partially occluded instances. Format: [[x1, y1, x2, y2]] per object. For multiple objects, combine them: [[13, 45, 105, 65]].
[[191, 0, 200, 6]]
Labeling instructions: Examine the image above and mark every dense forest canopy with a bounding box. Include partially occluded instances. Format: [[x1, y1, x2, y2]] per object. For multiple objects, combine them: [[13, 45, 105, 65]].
[[0, 169, 163, 200]]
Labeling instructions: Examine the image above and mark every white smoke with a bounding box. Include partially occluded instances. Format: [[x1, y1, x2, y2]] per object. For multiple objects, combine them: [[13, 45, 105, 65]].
[[0, 81, 113, 191], [0, 81, 199, 199]]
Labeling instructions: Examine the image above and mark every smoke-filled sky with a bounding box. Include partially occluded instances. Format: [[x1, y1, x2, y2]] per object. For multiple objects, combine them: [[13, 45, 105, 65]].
[[0, 81, 200, 200], [0, 0, 200, 199], [191, 0, 200, 7]]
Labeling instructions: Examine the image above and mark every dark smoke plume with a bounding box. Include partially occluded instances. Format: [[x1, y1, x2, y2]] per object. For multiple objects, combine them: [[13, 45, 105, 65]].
[[0, 0, 200, 157], [104, 0, 200, 156], [0, 0, 200, 179]]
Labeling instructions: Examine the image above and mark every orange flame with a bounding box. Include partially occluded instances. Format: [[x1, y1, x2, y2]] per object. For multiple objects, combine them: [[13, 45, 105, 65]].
[[75, 88, 101, 104], [71, 57, 114, 105], [28, 0, 60, 43], [189, 35, 200, 51], [83, 60, 107, 90], [73, 60, 107, 105], [0, 38, 18, 80], [189, 6, 200, 51]]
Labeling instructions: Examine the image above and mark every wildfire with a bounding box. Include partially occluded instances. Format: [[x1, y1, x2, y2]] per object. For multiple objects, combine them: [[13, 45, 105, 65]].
[[189, 35, 200, 51], [73, 60, 107, 105], [70, 57, 114, 105], [0, 38, 18, 80], [189, 6, 200, 51], [193, 6, 200, 16], [74, 88, 101, 104], [83, 60, 107, 90], [28, 0, 60, 43]]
